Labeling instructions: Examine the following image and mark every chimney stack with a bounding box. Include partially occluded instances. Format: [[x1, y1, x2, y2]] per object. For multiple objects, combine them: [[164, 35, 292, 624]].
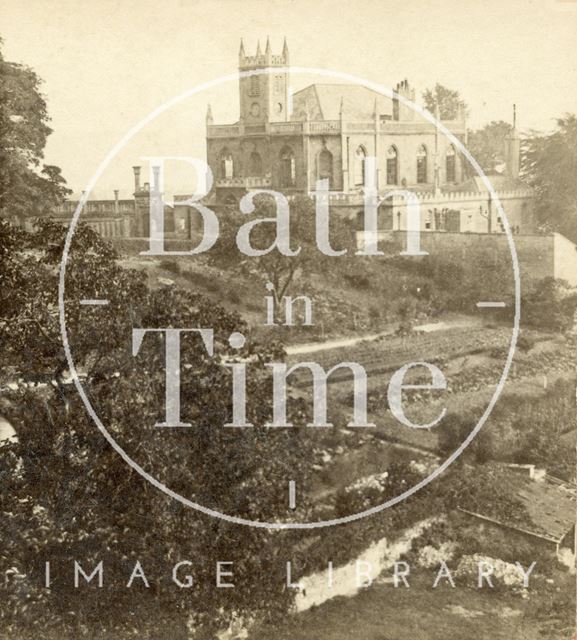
[[133, 166, 141, 192]]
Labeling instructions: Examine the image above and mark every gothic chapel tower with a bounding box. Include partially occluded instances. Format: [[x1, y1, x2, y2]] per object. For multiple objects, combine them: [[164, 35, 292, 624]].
[[238, 37, 290, 123]]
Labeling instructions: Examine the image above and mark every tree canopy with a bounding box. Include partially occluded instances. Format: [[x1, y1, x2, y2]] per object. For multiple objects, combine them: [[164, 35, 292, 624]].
[[522, 114, 577, 241], [0, 219, 316, 638], [422, 83, 468, 120], [0, 40, 71, 220], [208, 194, 356, 320], [467, 120, 513, 175]]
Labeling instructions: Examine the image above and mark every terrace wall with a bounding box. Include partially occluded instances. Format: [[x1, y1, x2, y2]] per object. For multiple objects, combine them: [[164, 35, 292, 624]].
[[369, 231, 576, 287]]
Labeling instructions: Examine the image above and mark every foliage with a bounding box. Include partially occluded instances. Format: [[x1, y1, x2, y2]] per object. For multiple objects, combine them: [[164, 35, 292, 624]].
[[303, 458, 531, 582], [467, 120, 513, 174], [0, 41, 71, 220], [522, 277, 577, 333], [208, 195, 355, 319], [0, 219, 316, 637], [438, 378, 576, 481], [334, 462, 422, 517], [522, 114, 577, 241], [422, 83, 468, 120]]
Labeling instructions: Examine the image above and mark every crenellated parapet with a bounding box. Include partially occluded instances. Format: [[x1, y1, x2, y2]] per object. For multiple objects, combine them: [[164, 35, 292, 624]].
[[238, 37, 289, 69], [307, 187, 533, 206]]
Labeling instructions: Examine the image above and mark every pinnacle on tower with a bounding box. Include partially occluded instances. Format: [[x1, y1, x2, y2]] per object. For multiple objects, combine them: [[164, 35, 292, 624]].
[[265, 36, 271, 55], [282, 37, 289, 63], [206, 103, 213, 125], [256, 39, 262, 56], [239, 38, 245, 59], [506, 104, 521, 178]]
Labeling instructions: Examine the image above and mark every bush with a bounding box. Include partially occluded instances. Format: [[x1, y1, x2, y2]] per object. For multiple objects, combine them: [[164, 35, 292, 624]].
[[227, 288, 241, 304], [343, 272, 371, 289], [159, 259, 180, 274], [517, 334, 536, 352], [523, 278, 577, 332]]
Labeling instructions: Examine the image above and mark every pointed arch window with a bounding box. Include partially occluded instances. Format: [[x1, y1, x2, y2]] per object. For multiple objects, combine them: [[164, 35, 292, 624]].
[[446, 144, 456, 183], [386, 145, 398, 185], [416, 145, 428, 184], [249, 151, 262, 176], [354, 145, 367, 186], [318, 148, 333, 187], [219, 148, 234, 179], [280, 146, 296, 187]]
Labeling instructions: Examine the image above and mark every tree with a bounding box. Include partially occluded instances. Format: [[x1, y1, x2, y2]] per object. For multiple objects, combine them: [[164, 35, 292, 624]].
[[0, 40, 71, 221], [522, 277, 577, 333], [467, 120, 513, 174], [208, 194, 355, 321], [422, 83, 468, 120], [522, 114, 577, 241], [0, 220, 316, 638]]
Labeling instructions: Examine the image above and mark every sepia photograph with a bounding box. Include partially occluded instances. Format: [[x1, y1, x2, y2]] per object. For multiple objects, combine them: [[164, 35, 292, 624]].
[[0, 1, 576, 638]]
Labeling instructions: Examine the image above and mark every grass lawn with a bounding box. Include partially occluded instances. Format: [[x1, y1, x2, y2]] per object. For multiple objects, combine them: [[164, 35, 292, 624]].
[[253, 573, 574, 640]]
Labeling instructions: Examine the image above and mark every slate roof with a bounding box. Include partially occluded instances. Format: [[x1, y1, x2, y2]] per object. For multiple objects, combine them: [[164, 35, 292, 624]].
[[292, 84, 393, 121], [462, 471, 576, 544], [515, 475, 576, 542]]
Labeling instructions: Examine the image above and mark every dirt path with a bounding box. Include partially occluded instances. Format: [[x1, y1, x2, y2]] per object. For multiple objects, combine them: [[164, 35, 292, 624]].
[[286, 316, 481, 356]]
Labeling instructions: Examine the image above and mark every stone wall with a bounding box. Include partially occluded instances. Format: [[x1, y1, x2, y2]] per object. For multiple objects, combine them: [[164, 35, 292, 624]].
[[553, 233, 577, 285], [363, 230, 566, 287]]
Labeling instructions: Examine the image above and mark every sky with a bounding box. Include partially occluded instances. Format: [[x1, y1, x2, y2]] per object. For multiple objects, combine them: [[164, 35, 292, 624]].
[[2, 0, 577, 198]]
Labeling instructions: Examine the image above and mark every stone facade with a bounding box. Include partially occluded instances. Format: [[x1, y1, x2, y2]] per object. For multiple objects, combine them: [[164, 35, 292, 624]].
[[43, 168, 179, 240], [206, 38, 535, 236], [38, 38, 539, 246]]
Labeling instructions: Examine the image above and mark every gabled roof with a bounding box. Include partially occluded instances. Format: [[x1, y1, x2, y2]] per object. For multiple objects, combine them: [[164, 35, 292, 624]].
[[461, 471, 576, 544], [292, 83, 393, 121]]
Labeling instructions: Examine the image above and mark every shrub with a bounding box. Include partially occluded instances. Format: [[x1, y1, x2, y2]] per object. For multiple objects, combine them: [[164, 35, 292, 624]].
[[159, 259, 180, 274], [517, 334, 536, 352], [523, 278, 577, 332], [343, 272, 371, 289], [227, 288, 241, 304]]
